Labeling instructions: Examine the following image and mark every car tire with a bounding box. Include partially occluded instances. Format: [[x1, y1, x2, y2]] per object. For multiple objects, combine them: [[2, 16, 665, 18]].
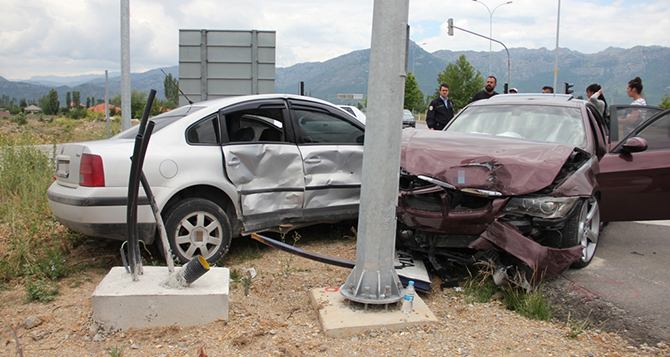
[[164, 198, 232, 264], [562, 196, 600, 269]]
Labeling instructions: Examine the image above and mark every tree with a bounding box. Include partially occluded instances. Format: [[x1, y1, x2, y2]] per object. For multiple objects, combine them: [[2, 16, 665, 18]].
[[660, 93, 670, 109], [404, 72, 424, 112], [41, 89, 60, 115], [66, 92, 71, 108], [86, 97, 91, 108], [164, 73, 179, 107], [433, 54, 484, 111], [72, 91, 81, 108], [19, 98, 27, 111]]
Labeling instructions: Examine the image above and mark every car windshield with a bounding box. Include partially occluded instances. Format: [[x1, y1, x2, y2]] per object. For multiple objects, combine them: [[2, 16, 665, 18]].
[[446, 104, 587, 148], [113, 105, 206, 139]]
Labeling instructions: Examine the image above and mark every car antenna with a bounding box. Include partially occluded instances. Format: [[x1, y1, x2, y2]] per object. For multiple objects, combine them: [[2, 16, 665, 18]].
[[160, 68, 193, 105]]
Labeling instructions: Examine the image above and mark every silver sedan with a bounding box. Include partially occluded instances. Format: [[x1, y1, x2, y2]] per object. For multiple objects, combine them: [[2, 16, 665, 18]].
[[48, 94, 365, 263]]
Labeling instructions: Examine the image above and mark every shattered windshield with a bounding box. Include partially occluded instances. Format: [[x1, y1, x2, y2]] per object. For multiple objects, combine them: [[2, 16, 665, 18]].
[[446, 104, 587, 148]]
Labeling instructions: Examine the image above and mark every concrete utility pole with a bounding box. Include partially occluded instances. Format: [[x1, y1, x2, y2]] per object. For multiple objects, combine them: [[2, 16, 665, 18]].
[[340, 0, 409, 305], [121, 0, 131, 130]]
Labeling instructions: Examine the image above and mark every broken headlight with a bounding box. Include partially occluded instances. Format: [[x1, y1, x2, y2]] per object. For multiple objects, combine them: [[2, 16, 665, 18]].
[[503, 196, 579, 219]]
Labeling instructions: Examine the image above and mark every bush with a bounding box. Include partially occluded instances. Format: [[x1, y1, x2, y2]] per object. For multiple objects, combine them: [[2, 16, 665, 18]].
[[24, 278, 59, 302], [12, 112, 27, 125]]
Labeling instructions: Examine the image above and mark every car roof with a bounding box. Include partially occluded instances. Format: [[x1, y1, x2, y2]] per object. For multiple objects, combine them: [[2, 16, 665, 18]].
[[191, 94, 339, 112], [474, 93, 579, 106]]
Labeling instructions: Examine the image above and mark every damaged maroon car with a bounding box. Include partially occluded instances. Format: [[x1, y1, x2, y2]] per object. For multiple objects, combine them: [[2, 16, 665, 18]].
[[397, 94, 670, 283]]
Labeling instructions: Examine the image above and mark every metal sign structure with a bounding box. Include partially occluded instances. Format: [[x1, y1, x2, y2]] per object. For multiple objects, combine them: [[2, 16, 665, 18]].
[[178, 29, 276, 106]]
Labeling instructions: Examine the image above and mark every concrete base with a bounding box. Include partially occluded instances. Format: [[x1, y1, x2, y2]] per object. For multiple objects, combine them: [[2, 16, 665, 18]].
[[310, 287, 438, 338], [92, 266, 229, 330]]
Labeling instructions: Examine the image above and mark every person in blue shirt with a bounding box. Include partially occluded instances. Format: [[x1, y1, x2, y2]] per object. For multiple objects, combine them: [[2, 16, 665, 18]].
[[426, 84, 455, 130]]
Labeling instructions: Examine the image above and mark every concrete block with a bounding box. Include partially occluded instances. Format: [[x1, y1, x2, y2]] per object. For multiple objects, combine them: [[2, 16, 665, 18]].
[[310, 287, 438, 338], [92, 266, 229, 330]]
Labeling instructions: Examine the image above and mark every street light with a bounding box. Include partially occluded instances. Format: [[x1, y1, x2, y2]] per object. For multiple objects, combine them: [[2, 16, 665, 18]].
[[472, 0, 512, 75], [411, 42, 426, 73]]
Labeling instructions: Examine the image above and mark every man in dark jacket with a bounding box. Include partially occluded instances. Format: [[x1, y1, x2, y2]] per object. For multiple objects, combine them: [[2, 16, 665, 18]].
[[426, 84, 455, 130], [470, 76, 499, 103]]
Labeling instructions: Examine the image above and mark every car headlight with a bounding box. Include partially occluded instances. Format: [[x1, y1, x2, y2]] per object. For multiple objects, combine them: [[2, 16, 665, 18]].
[[503, 196, 579, 219]]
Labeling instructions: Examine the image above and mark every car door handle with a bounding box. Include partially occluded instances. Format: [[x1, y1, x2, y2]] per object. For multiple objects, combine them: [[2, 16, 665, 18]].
[[304, 158, 321, 164], [227, 157, 241, 166]]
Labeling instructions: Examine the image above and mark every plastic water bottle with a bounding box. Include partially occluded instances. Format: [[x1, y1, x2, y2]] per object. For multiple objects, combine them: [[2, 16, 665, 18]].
[[402, 281, 415, 313]]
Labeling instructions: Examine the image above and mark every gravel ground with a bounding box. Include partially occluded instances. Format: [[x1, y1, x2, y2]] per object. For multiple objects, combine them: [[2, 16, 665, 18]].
[[2, 233, 669, 357]]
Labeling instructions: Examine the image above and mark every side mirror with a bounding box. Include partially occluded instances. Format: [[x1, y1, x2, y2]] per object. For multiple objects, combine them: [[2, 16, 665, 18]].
[[620, 137, 648, 154]]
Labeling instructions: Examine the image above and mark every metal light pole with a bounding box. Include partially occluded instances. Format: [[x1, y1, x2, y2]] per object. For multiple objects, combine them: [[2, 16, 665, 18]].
[[120, 0, 131, 131], [553, 0, 561, 96], [411, 42, 426, 73], [472, 0, 512, 75]]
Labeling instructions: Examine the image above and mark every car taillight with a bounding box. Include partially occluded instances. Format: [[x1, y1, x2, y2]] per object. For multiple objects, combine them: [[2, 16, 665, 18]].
[[80, 153, 105, 187]]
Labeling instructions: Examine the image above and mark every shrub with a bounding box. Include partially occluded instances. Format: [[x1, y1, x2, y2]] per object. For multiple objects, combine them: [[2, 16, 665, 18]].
[[24, 278, 59, 302], [12, 112, 27, 125]]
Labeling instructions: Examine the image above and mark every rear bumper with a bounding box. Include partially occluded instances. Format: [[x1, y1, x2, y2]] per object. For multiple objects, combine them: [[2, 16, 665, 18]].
[[47, 182, 156, 242]]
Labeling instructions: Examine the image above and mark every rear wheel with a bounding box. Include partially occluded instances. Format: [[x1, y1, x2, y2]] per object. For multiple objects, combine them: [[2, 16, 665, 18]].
[[563, 196, 600, 268], [164, 198, 232, 264]]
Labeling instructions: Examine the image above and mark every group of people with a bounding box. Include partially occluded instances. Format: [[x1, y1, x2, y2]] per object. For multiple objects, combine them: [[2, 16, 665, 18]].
[[425, 75, 647, 130]]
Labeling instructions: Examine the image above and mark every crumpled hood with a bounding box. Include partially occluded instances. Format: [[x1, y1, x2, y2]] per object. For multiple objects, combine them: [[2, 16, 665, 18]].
[[401, 130, 577, 196]]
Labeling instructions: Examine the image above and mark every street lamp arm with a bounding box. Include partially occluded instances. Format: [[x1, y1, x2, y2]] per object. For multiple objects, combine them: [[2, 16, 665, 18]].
[[451, 24, 511, 90]]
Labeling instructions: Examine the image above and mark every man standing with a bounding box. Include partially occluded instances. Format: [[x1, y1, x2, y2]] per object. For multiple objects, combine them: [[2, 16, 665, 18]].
[[470, 76, 498, 103], [426, 84, 455, 130]]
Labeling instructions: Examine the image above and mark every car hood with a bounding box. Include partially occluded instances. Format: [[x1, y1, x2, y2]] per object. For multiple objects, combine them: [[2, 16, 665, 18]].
[[401, 130, 577, 196]]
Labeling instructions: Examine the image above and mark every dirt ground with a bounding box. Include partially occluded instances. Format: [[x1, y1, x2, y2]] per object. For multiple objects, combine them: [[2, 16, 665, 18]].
[[2, 232, 669, 357]]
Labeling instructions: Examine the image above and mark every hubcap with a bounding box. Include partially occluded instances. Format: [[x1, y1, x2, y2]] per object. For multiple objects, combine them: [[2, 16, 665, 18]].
[[174, 211, 223, 260]]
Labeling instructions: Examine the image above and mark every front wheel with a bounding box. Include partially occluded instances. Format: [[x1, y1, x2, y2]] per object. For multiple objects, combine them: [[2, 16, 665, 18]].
[[164, 198, 232, 264], [563, 197, 600, 269]]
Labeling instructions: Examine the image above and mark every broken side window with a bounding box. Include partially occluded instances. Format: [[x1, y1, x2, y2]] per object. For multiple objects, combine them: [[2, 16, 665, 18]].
[[224, 108, 285, 143]]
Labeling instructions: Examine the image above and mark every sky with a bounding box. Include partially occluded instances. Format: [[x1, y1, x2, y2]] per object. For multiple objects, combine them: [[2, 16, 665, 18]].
[[1, 0, 669, 80]]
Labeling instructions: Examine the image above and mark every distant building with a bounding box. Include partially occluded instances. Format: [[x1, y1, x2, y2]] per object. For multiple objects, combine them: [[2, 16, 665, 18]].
[[87, 103, 120, 113], [0, 110, 10, 118], [24, 105, 43, 113]]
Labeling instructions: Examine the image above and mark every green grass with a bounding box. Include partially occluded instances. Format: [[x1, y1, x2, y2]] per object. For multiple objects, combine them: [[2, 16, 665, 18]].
[[458, 263, 554, 322], [0, 133, 88, 298]]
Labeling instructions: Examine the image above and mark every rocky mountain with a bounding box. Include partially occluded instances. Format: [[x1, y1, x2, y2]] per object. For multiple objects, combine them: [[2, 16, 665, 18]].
[[0, 67, 178, 106], [2, 45, 668, 108], [277, 44, 670, 106]]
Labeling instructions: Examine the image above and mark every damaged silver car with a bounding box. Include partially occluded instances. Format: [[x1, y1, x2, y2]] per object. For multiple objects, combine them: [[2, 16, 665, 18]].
[[48, 94, 365, 263], [398, 94, 618, 281]]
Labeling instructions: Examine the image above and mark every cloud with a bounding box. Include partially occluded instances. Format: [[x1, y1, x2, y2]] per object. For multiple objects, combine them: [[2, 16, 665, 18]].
[[0, 0, 668, 80]]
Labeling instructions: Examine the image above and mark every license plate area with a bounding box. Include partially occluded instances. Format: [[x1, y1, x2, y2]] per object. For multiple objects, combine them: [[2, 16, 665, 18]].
[[56, 156, 70, 179]]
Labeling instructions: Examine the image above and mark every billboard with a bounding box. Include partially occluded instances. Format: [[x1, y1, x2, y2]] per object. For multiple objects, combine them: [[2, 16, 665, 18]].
[[179, 29, 276, 105]]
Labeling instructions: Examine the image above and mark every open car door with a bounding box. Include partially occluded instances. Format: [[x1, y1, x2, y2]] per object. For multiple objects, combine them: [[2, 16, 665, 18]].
[[598, 108, 670, 222]]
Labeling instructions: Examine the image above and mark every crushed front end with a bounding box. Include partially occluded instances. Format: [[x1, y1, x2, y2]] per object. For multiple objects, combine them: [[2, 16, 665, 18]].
[[397, 139, 597, 283]]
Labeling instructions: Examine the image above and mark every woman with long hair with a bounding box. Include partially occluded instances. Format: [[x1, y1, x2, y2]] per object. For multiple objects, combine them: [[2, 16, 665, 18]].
[[586, 83, 607, 119]]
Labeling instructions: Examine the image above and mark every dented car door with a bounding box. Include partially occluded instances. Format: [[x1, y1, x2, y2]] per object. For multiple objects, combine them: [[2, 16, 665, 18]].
[[289, 100, 365, 219], [221, 100, 305, 227]]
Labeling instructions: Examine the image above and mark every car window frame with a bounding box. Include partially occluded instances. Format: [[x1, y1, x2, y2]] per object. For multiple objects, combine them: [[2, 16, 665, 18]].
[[610, 108, 670, 153], [217, 99, 289, 144], [288, 99, 365, 145], [608, 105, 665, 143]]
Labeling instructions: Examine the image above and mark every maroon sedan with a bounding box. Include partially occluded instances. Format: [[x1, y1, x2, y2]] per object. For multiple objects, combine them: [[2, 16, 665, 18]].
[[397, 95, 670, 282]]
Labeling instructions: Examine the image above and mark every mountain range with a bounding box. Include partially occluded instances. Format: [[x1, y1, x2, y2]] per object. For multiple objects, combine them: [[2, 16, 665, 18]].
[[1, 44, 669, 108]]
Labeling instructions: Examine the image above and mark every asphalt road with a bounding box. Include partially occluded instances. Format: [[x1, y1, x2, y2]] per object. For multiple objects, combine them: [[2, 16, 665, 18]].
[[548, 220, 670, 344]]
